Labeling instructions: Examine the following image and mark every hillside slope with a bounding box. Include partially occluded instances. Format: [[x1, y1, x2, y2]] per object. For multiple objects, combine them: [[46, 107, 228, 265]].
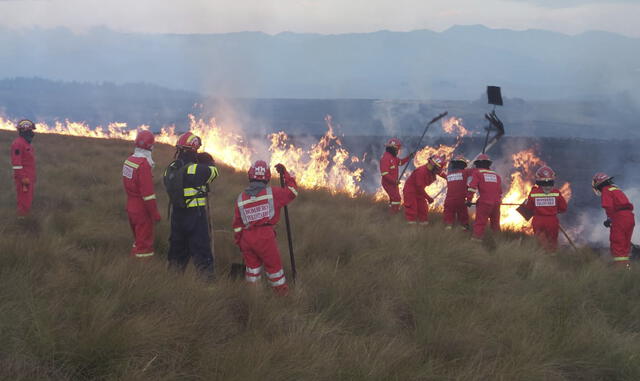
[[2, 132, 640, 380]]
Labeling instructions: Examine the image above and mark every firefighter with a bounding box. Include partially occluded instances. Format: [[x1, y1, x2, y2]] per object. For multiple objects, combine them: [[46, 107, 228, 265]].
[[592, 172, 635, 267], [466, 154, 502, 240], [443, 155, 472, 230], [523, 166, 567, 252], [380, 138, 412, 214], [11, 119, 37, 217], [402, 155, 446, 224], [232, 161, 298, 296], [165, 132, 219, 281], [122, 130, 162, 259]]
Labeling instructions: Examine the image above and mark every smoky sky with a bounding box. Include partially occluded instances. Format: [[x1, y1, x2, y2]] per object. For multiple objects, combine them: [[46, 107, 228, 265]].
[[0, 0, 638, 37]]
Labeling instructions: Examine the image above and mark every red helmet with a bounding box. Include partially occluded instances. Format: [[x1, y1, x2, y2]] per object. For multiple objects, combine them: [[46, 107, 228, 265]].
[[385, 138, 402, 149], [248, 160, 271, 182], [176, 131, 202, 151], [428, 155, 446, 170], [134, 130, 155, 150], [17, 119, 35, 131], [592, 172, 613, 189], [535, 166, 556, 181], [475, 153, 491, 162]]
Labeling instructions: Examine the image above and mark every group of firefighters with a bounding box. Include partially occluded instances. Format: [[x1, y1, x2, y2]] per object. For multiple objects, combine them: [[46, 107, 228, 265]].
[[7, 121, 637, 295], [379, 137, 636, 266]]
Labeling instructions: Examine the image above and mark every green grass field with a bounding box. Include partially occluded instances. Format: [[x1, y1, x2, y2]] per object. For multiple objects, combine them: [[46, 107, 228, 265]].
[[2, 131, 640, 380]]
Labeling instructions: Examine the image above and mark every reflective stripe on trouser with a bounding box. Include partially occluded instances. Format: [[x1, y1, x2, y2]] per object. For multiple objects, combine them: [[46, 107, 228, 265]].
[[473, 201, 501, 239], [532, 215, 559, 252], [403, 192, 428, 222], [443, 199, 469, 226], [239, 226, 286, 288], [610, 211, 635, 263], [245, 265, 263, 282], [15, 178, 34, 216], [382, 180, 401, 213], [168, 208, 214, 280], [128, 209, 155, 259]]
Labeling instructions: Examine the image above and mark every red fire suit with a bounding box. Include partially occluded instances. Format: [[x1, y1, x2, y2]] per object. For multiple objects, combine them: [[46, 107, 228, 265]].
[[444, 169, 472, 228], [380, 151, 410, 213], [232, 170, 298, 294], [402, 165, 444, 223], [467, 169, 503, 239], [524, 186, 568, 252], [123, 156, 161, 259], [11, 136, 36, 216], [600, 185, 635, 264]]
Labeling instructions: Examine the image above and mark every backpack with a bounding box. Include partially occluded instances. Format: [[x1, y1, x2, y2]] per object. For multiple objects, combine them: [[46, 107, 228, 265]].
[[163, 159, 188, 208]]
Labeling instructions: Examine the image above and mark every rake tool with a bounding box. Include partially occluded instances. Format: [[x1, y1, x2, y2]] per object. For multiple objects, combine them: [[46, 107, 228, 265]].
[[397, 111, 448, 184]]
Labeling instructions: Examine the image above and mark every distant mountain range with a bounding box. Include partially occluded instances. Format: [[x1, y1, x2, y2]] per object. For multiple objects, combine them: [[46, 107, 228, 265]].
[[0, 25, 638, 102]]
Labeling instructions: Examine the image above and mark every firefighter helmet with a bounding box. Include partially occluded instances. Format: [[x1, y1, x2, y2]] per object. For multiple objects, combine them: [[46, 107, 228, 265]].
[[134, 130, 155, 150], [428, 155, 446, 170], [592, 172, 613, 190], [16, 119, 35, 131], [176, 132, 202, 151], [535, 166, 556, 182], [248, 160, 271, 182], [385, 138, 402, 149], [475, 153, 491, 162]]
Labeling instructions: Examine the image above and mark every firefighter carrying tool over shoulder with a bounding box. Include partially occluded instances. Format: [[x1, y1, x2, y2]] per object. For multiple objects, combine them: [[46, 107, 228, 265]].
[[520, 166, 568, 252], [123, 130, 162, 259], [11, 119, 37, 217], [380, 138, 411, 214], [593, 172, 635, 267], [164, 132, 219, 281], [232, 161, 298, 296]]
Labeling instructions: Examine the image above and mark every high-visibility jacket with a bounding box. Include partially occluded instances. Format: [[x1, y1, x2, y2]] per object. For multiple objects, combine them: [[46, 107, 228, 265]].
[[123, 155, 161, 219], [380, 151, 410, 184], [11, 136, 36, 181], [466, 168, 502, 205], [524, 186, 567, 216], [445, 168, 472, 202], [232, 172, 298, 233], [601, 185, 634, 218], [182, 163, 219, 208]]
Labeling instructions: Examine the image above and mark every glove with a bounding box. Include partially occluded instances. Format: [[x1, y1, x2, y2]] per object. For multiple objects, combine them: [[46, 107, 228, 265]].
[[466, 201, 473, 207], [604, 219, 612, 228], [426, 195, 434, 204], [21, 177, 30, 192], [275, 163, 286, 174]]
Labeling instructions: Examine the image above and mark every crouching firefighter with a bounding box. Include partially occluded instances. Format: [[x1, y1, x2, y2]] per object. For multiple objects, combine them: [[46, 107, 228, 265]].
[[122, 130, 162, 259], [592, 172, 635, 267], [232, 161, 298, 296], [402, 155, 446, 224], [164, 132, 219, 281], [11, 119, 37, 217], [522, 166, 567, 252]]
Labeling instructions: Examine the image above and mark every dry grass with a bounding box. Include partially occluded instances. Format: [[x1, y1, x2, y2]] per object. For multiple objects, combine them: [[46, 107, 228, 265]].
[[2, 131, 640, 380]]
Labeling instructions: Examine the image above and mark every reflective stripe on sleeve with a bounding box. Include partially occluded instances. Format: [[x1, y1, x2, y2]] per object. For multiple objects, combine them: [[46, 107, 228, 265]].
[[467, 187, 478, 192], [135, 252, 154, 258], [187, 164, 197, 175], [12, 166, 23, 170], [207, 166, 219, 183], [381, 171, 389, 176], [233, 227, 243, 233], [124, 160, 139, 169], [288, 186, 299, 196], [142, 194, 156, 201]]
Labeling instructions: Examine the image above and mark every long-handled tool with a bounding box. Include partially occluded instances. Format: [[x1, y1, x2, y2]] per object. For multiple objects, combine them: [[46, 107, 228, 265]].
[[397, 111, 448, 183], [559, 224, 578, 252], [279, 171, 297, 282]]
